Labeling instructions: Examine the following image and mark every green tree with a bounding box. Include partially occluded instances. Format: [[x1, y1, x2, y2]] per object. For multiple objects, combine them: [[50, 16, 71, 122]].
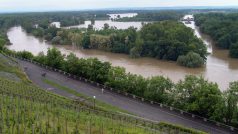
[[229, 43, 238, 58], [144, 76, 174, 104], [83, 58, 111, 83], [223, 82, 238, 124], [46, 48, 64, 69], [105, 66, 127, 90], [129, 38, 143, 58], [63, 53, 80, 74], [217, 34, 231, 49], [34, 52, 47, 65], [175, 75, 222, 118], [51, 36, 62, 44], [103, 23, 110, 30], [87, 24, 94, 31], [91, 19, 95, 25], [82, 34, 90, 48]]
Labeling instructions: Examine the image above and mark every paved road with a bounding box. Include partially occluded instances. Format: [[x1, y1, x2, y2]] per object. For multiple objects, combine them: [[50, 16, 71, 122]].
[[18, 59, 235, 134]]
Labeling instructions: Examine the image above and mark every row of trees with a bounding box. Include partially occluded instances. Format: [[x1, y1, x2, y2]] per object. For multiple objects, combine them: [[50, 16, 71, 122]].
[[3, 47, 237, 127], [195, 13, 238, 58]]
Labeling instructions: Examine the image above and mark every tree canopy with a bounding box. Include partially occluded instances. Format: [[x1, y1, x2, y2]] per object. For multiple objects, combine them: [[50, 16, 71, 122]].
[[195, 13, 238, 58]]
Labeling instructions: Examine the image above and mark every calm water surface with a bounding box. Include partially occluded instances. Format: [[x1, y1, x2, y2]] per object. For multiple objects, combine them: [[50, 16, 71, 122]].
[[7, 15, 238, 90]]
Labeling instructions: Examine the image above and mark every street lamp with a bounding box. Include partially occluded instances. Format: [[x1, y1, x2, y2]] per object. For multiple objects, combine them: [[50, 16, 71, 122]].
[[93, 96, 96, 109]]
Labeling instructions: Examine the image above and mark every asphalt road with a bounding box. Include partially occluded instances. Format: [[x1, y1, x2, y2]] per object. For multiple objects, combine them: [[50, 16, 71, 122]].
[[17, 59, 235, 134]]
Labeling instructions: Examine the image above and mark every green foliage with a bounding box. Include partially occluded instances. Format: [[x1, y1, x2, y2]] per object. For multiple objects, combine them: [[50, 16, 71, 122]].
[[177, 52, 204, 68], [158, 122, 207, 134], [223, 82, 238, 125], [0, 38, 6, 50], [103, 23, 110, 30], [230, 43, 238, 58], [51, 36, 62, 44], [33, 52, 47, 65], [46, 48, 64, 69], [175, 76, 222, 118], [105, 66, 127, 90], [0, 53, 30, 82], [16, 51, 34, 60], [89, 34, 112, 51], [63, 53, 80, 74], [82, 34, 90, 48], [195, 13, 238, 58], [140, 21, 207, 61], [129, 38, 143, 58], [144, 76, 173, 104]]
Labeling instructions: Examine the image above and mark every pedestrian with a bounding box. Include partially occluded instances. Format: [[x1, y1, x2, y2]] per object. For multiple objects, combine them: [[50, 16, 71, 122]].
[[101, 88, 104, 94], [41, 73, 46, 77]]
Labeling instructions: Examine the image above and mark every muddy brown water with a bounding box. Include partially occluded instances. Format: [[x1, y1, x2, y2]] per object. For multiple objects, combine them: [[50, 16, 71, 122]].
[[7, 16, 238, 90]]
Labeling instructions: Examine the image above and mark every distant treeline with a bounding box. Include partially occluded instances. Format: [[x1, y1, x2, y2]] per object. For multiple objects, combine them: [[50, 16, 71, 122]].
[[0, 11, 109, 28], [117, 11, 184, 22], [195, 13, 238, 58]]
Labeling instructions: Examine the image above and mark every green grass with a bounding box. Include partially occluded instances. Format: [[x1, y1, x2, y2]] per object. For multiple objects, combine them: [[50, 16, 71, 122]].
[[0, 53, 30, 82], [0, 77, 208, 134], [0, 85, 154, 134], [42, 78, 130, 113]]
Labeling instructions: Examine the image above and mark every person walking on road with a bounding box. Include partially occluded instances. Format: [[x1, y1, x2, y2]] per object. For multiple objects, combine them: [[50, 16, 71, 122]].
[[101, 88, 104, 94]]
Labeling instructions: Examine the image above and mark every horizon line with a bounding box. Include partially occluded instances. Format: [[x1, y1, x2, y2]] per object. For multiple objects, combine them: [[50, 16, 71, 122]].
[[1, 5, 238, 14]]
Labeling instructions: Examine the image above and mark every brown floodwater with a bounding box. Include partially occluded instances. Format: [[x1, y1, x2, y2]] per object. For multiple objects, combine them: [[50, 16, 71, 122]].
[[6, 17, 238, 91]]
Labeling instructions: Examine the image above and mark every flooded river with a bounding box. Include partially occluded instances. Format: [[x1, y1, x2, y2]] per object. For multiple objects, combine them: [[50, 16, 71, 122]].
[[55, 13, 145, 30], [6, 15, 238, 90]]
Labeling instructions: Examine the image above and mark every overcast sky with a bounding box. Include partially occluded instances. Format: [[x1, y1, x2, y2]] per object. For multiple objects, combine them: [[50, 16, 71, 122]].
[[0, 0, 238, 12]]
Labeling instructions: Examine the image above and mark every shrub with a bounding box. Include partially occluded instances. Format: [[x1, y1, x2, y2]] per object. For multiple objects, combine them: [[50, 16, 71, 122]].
[[51, 36, 62, 44], [16, 51, 34, 59], [33, 52, 47, 65], [0, 38, 6, 51], [177, 52, 204, 68]]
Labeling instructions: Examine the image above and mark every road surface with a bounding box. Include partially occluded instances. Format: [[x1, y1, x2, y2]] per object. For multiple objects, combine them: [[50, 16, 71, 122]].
[[18, 59, 235, 134]]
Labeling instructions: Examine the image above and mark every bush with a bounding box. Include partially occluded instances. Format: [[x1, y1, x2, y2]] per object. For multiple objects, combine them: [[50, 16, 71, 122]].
[[51, 36, 62, 44], [177, 52, 204, 68], [16, 51, 34, 59], [0, 38, 6, 51], [33, 52, 47, 65]]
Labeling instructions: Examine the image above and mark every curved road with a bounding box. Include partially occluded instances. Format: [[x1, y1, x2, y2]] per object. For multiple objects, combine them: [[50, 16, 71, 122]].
[[17, 59, 235, 134]]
